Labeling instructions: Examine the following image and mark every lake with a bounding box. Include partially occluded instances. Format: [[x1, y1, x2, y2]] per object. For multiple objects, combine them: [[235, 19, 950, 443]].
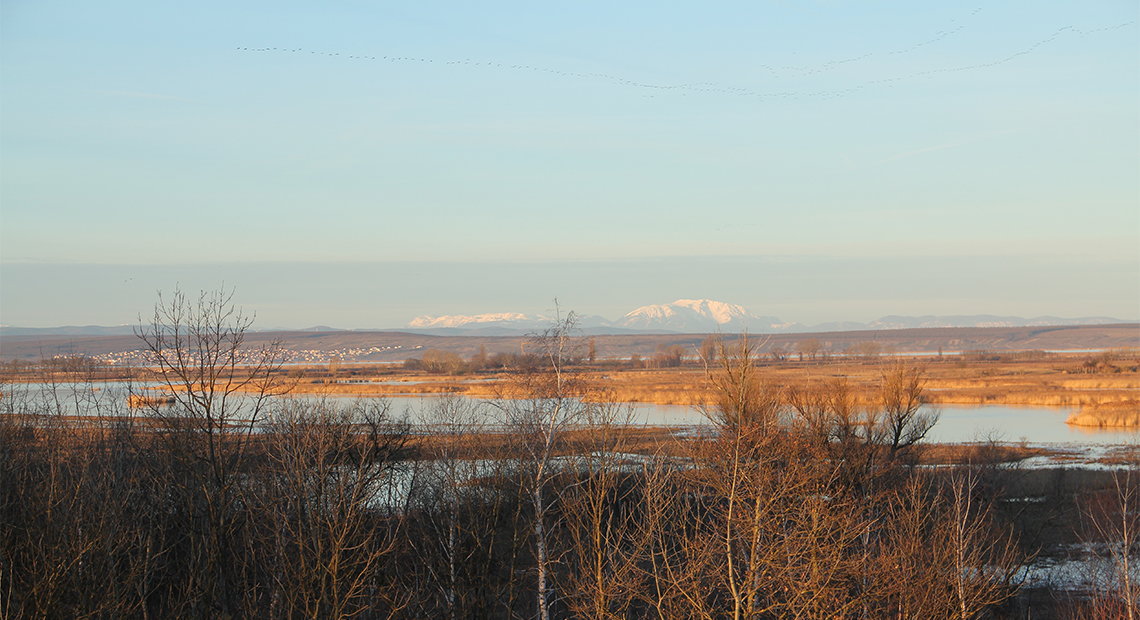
[[5, 382, 1135, 446], [376, 395, 1135, 445]]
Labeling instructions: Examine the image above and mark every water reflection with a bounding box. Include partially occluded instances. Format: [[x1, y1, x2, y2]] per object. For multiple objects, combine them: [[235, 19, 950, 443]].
[[368, 396, 1135, 445], [5, 381, 1136, 445], [926, 404, 1137, 445]]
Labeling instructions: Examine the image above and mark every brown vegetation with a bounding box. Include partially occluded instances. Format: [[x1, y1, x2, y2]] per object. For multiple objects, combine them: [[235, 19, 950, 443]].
[[2, 295, 1137, 618], [54, 348, 1125, 410], [127, 394, 176, 408], [1067, 400, 1140, 428]]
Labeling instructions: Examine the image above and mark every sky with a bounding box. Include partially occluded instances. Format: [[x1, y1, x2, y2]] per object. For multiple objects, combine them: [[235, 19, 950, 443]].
[[2, 1, 1137, 329]]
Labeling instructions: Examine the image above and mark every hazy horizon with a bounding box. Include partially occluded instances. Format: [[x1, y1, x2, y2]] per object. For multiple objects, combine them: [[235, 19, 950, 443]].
[[2, 255, 1137, 330]]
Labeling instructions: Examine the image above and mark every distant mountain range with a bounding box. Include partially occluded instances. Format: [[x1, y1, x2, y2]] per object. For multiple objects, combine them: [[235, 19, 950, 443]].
[[0, 325, 142, 336], [400, 300, 1129, 336], [1, 301, 1130, 337], [405, 300, 791, 334], [0, 324, 340, 337]]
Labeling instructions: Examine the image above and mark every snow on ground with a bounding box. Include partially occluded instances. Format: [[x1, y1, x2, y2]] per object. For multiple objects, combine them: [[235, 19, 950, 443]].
[[1013, 442, 1138, 470]]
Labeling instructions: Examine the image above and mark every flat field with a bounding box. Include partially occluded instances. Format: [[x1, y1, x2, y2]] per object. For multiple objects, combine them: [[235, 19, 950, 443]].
[[172, 350, 1139, 410], [5, 324, 1136, 423], [3, 323, 1137, 362]]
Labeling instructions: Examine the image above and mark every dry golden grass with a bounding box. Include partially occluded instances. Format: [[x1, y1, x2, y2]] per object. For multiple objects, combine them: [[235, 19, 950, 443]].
[[14, 353, 1135, 415], [1066, 399, 1140, 428], [268, 356, 1139, 411], [278, 377, 508, 398], [918, 442, 1051, 465], [588, 358, 1139, 408]]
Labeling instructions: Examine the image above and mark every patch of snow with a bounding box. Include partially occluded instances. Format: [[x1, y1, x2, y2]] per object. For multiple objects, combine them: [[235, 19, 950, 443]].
[[617, 299, 791, 332], [407, 313, 548, 329]]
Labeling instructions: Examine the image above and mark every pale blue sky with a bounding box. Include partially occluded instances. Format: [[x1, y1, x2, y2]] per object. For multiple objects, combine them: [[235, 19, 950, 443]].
[[2, 1, 1137, 328]]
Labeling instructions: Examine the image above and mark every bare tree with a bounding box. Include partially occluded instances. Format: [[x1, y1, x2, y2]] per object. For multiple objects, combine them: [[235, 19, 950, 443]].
[[653, 344, 685, 368], [421, 349, 465, 375], [875, 361, 939, 459], [650, 420, 867, 620], [875, 470, 1023, 620], [134, 286, 286, 435], [699, 334, 719, 368], [254, 397, 410, 619], [856, 341, 882, 359], [561, 399, 643, 620], [0, 363, 168, 618], [411, 394, 488, 620], [945, 469, 1023, 619], [496, 306, 588, 620], [1073, 446, 1140, 619], [699, 334, 782, 435], [797, 338, 821, 362], [470, 344, 489, 371], [133, 287, 286, 617]]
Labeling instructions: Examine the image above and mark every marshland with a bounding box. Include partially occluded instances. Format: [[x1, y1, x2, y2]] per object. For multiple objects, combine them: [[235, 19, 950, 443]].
[[2, 293, 1137, 619]]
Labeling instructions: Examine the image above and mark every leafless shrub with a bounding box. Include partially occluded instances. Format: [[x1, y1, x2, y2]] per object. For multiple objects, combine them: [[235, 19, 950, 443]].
[[560, 400, 644, 620], [251, 397, 410, 619], [698, 333, 782, 435], [1065, 447, 1140, 620]]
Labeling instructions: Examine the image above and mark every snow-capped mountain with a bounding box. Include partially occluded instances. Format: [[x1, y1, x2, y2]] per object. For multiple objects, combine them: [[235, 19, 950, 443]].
[[404, 300, 800, 334], [407, 313, 548, 330], [398, 303, 1130, 335], [616, 299, 797, 333], [4, 308, 1129, 339], [404, 312, 616, 335]]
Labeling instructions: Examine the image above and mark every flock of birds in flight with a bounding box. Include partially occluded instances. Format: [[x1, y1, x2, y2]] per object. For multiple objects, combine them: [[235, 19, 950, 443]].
[[236, 10, 1132, 103]]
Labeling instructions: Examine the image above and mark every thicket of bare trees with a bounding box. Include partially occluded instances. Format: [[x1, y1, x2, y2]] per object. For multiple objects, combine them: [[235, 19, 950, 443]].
[[1062, 452, 1140, 620], [0, 290, 413, 619], [3, 295, 1134, 619]]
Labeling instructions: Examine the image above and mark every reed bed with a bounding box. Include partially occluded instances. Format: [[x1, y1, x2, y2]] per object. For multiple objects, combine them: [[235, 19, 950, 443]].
[[1066, 399, 1140, 428], [103, 355, 1140, 413]]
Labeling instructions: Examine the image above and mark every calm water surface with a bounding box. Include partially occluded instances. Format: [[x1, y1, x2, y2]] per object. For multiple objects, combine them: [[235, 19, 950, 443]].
[[923, 404, 1136, 445], [7, 382, 1135, 445], [374, 396, 1135, 445]]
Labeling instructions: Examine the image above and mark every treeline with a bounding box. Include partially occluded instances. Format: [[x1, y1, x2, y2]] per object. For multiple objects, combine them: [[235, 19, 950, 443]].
[[400, 338, 1118, 376], [1, 292, 1136, 619]]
